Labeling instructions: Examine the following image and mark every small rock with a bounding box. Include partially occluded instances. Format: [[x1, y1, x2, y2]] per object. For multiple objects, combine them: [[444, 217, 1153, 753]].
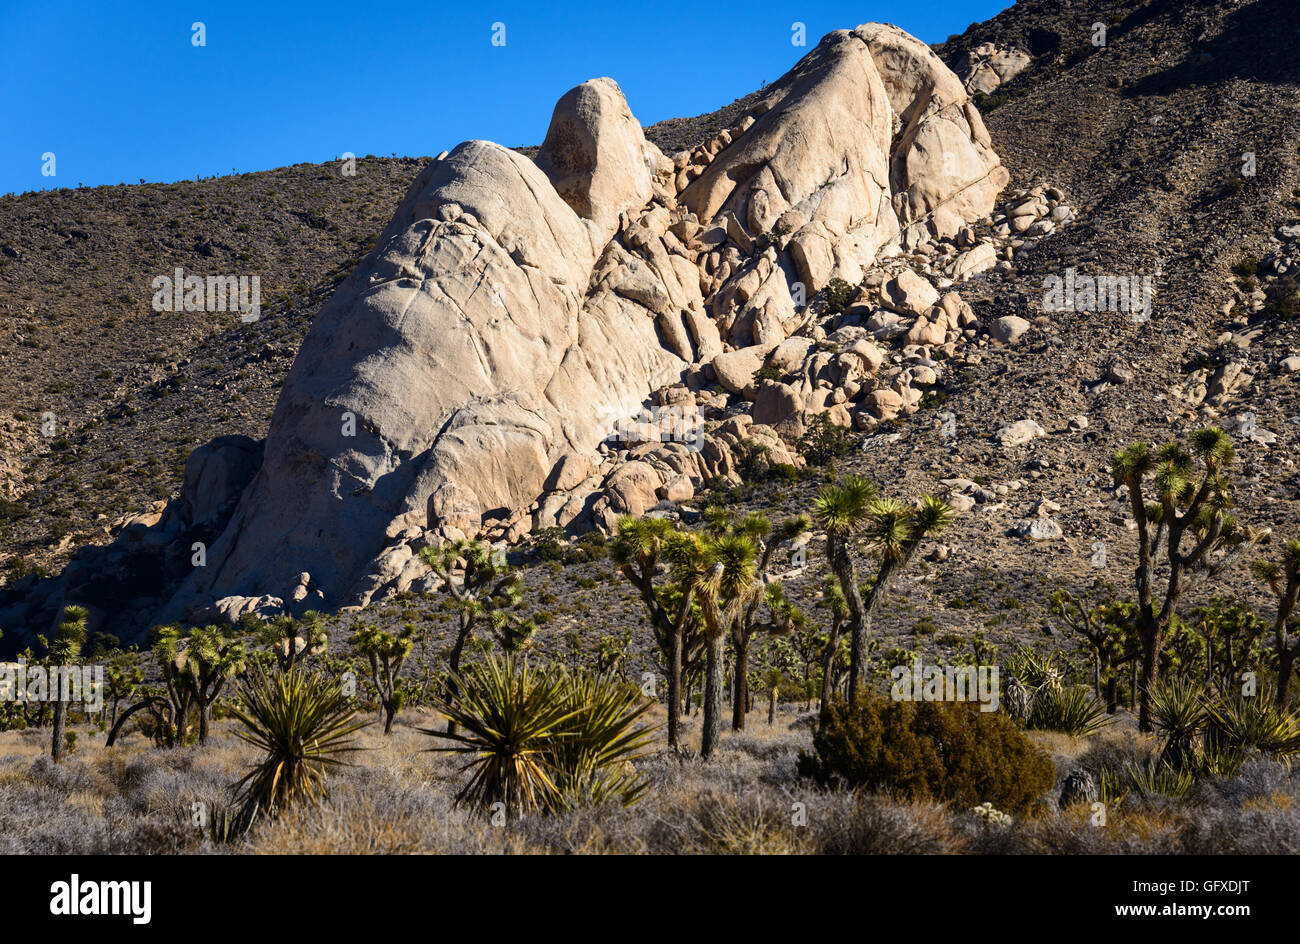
[[1105, 361, 1134, 385], [996, 419, 1047, 447], [990, 315, 1031, 344], [1014, 517, 1063, 540]]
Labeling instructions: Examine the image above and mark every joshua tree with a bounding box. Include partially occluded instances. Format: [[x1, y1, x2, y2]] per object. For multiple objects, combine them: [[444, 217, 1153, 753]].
[[104, 656, 143, 729], [724, 513, 809, 732], [694, 533, 757, 760], [613, 517, 702, 751], [1112, 428, 1264, 730], [1049, 584, 1139, 712], [260, 611, 328, 671], [47, 606, 87, 762], [185, 626, 248, 743], [1253, 539, 1300, 705], [151, 625, 197, 746], [814, 477, 952, 703], [349, 621, 414, 734], [815, 574, 849, 723], [140, 624, 246, 744], [419, 539, 532, 735], [764, 665, 783, 725]]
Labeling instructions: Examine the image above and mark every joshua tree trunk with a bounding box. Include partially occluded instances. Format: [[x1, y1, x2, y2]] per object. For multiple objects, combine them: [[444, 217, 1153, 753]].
[[667, 625, 682, 749], [826, 535, 867, 703], [850, 558, 899, 702], [106, 697, 170, 747], [51, 698, 67, 763], [700, 633, 725, 760], [445, 621, 472, 736], [384, 703, 396, 735], [768, 686, 778, 725], [819, 623, 841, 727], [1278, 649, 1296, 707], [731, 632, 750, 731], [1137, 609, 1161, 731], [198, 702, 211, 744]]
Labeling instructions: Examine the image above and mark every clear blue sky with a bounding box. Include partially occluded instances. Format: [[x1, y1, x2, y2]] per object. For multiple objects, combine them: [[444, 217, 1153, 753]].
[[0, 0, 1011, 197]]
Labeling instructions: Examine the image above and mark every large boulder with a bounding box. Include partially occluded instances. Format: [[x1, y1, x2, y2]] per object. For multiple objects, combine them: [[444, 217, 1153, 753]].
[[160, 79, 685, 617], [681, 24, 1005, 293], [957, 43, 1032, 96], [534, 77, 664, 250], [180, 435, 264, 528]]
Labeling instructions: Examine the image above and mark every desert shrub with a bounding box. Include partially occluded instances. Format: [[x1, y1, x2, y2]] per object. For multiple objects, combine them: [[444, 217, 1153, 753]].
[[811, 791, 959, 854], [752, 365, 784, 385], [799, 694, 1055, 815], [1231, 253, 1258, 280], [530, 526, 568, 562], [1150, 676, 1209, 769], [734, 439, 773, 482], [564, 531, 608, 564], [797, 413, 852, 467], [822, 277, 854, 314], [1263, 275, 1300, 320], [1206, 693, 1300, 759]]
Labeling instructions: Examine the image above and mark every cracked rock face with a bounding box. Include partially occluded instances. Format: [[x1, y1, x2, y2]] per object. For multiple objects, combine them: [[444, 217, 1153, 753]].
[[160, 23, 1005, 621], [682, 24, 1007, 296], [163, 79, 684, 617]]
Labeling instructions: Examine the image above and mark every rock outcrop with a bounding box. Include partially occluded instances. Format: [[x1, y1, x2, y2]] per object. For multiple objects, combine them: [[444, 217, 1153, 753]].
[[955, 43, 1031, 95], [147, 22, 1008, 623]]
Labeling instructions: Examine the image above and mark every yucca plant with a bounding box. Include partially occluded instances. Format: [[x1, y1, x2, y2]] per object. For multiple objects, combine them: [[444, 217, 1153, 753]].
[[545, 670, 657, 809], [1206, 692, 1300, 761], [1150, 676, 1210, 770], [1124, 758, 1197, 802], [1007, 646, 1063, 694], [427, 655, 658, 815], [1026, 684, 1113, 737], [228, 667, 366, 820], [427, 656, 578, 814]]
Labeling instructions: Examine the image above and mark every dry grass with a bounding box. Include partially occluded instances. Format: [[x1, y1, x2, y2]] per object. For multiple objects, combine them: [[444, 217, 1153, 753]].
[[2, 704, 1299, 854]]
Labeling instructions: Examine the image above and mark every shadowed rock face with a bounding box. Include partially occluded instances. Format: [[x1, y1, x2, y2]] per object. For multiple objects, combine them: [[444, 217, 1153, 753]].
[[159, 23, 1005, 622]]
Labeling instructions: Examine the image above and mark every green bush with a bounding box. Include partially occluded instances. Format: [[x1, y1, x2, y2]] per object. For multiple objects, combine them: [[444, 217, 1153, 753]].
[[798, 694, 1054, 815], [1026, 685, 1112, 738], [797, 413, 852, 467], [1231, 254, 1258, 280], [822, 277, 854, 314], [1263, 276, 1300, 320]]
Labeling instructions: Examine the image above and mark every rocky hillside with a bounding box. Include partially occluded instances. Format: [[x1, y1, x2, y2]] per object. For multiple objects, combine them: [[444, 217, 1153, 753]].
[[3, 0, 1299, 660]]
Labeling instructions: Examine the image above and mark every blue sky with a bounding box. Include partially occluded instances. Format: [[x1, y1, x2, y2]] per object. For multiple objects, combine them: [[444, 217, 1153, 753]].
[[0, 0, 1011, 196]]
